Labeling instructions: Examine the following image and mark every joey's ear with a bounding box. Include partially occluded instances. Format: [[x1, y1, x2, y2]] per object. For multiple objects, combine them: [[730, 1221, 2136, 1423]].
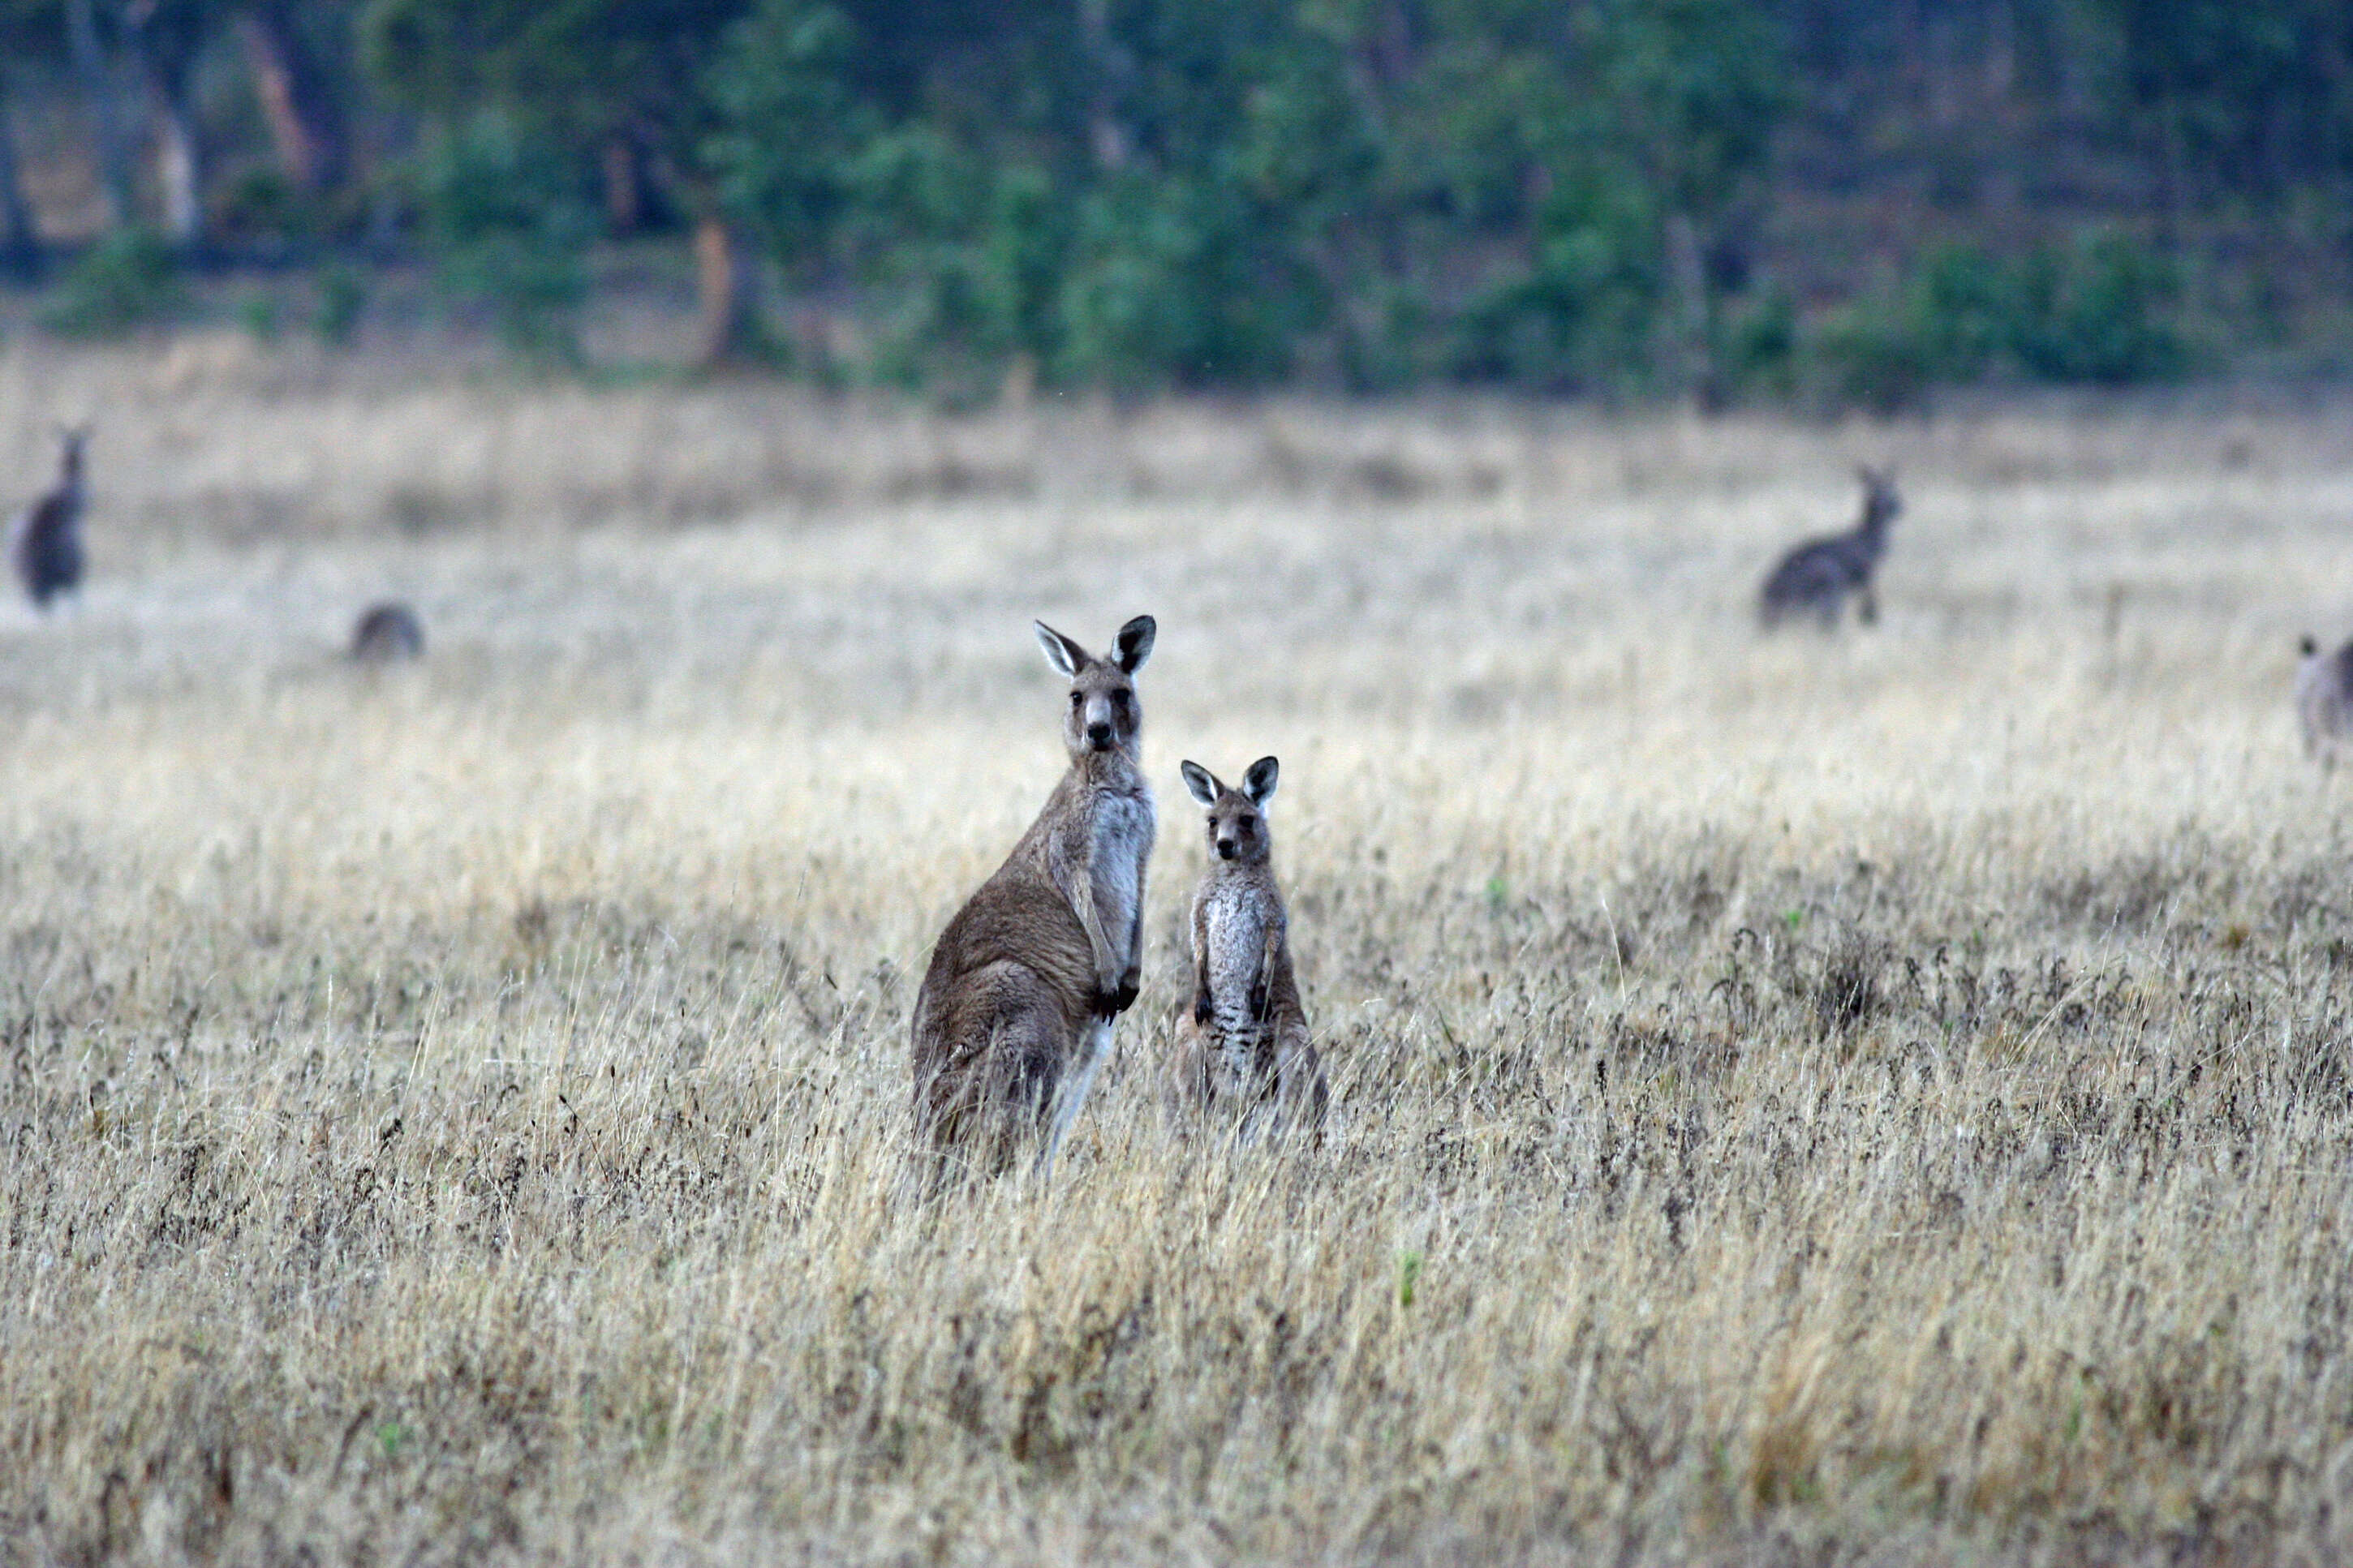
[[1035, 621, 1089, 677], [1181, 761, 1220, 808], [1112, 614, 1156, 673], [1242, 755, 1279, 807]]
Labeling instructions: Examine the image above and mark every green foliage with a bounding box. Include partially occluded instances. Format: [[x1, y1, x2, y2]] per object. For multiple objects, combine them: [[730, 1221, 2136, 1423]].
[[313, 261, 368, 346], [416, 116, 596, 360], [214, 168, 321, 247], [1811, 231, 2189, 407], [187, 0, 2326, 389], [40, 230, 186, 338], [703, 0, 864, 277]]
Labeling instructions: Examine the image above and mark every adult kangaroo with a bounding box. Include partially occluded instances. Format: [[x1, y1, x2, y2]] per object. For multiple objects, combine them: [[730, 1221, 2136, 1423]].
[[11, 427, 88, 610], [910, 615, 1158, 1177], [1759, 466, 1901, 629]]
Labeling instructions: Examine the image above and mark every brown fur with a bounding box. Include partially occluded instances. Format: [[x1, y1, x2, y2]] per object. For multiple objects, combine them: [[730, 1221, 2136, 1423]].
[[910, 616, 1157, 1175], [1169, 756, 1327, 1145]]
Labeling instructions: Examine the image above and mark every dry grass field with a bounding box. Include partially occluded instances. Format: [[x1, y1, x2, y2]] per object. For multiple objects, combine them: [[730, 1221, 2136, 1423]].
[[2, 341, 2352, 1564]]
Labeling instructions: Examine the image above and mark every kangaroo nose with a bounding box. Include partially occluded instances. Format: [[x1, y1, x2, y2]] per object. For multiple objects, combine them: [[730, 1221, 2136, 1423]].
[[1087, 721, 1112, 746], [1217, 839, 1238, 860]]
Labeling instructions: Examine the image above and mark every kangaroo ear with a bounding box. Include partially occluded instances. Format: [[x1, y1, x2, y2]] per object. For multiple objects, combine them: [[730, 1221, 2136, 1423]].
[[1243, 756, 1279, 808], [1035, 621, 1088, 677], [1112, 614, 1155, 673], [1181, 761, 1220, 808]]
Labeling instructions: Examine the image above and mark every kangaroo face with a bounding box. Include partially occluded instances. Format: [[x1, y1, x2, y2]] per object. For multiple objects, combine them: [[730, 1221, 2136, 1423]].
[[1181, 756, 1279, 865], [1036, 616, 1155, 759]]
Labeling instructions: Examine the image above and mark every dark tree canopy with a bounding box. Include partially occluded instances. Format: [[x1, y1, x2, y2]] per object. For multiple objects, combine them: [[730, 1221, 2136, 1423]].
[[2, 0, 2351, 395]]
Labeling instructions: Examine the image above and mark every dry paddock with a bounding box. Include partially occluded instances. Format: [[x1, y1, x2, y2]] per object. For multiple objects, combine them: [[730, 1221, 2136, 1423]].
[[2, 344, 2352, 1564]]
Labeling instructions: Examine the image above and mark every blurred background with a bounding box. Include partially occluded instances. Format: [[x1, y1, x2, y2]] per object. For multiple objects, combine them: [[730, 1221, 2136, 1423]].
[[0, 0, 2342, 407]]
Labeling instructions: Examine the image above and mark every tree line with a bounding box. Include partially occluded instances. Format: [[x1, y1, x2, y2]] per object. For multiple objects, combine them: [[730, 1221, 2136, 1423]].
[[2, 0, 2349, 402]]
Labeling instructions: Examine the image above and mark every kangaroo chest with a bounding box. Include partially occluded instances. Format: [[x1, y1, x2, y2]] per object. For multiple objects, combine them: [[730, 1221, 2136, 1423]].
[[1200, 880, 1275, 1037], [1084, 788, 1155, 957]]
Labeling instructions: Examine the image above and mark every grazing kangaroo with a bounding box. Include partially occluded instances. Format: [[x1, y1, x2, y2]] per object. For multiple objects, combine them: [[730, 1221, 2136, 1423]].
[[2296, 635, 2353, 767], [910, 615, 1158, 1177], [11, 427, 88, 610], [351, 601, 425, 663], [1759, 466, 1901, 629], [1169, 756, 1327, 1144]]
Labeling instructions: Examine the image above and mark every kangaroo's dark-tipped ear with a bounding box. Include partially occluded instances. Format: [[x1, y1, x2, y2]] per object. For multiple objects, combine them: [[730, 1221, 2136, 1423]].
[[2303, 634, 2321, 657], [1243, 755, 1279, 808], [1181, 761, 1220, 808], [1035, 621, 1089, 677], [1112, 614, 1155, 673]]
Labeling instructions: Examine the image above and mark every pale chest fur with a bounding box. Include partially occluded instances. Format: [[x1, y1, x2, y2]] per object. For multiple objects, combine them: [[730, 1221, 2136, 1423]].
[[1082, 784, 1155, 962], [1198, 876, 1277, 1039]]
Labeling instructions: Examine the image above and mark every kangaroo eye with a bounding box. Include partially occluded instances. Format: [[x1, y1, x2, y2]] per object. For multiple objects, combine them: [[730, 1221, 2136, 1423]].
[[1069, 691, 1083, 709]]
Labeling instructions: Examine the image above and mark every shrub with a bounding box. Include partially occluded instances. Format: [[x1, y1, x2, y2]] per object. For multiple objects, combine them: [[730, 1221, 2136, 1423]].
[[40, 230, 186, 338], [417, 116, 596, 362], [313, 263, 368, 347]]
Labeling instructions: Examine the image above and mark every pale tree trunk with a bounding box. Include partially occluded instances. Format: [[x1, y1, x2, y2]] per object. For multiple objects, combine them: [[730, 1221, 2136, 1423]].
[[0, 79, 41, 277], [693, 211, 759, 367], [236, 7, 344, 192], [66, 0, 135, 229], [153, 90, 201, 247], [602, 135, 643, 234], [1665, 210, 1719, 411], [1079, 0, 1129, 169]]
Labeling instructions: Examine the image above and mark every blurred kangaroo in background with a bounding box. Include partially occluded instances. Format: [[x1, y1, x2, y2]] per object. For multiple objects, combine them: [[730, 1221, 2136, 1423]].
[[351, 601, 425, 663], [11, 427, 88, 610], [1170, 756, 1326, 1145], [910, 615, 1158, 1178], [2295, 635, 2353, 767], [1759, 466, 1901, 629]]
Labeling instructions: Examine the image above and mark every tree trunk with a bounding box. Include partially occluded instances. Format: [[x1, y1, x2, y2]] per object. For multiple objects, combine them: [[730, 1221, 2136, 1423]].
[[236, 7, 346, 192], [0, 79, 42, 278], [1665, 210, 1719, 412], [693, 212, 759, 367], [66, 0, 134, 229], [153, 88, 202, 247], [602, 135, 643, 234]]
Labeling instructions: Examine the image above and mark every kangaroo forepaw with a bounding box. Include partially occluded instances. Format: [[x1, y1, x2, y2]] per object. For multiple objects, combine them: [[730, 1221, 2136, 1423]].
[[1098, 976, 1139, 1017], [1193, 991, 1213, 1025], [1248, 982, 1270, 1021]]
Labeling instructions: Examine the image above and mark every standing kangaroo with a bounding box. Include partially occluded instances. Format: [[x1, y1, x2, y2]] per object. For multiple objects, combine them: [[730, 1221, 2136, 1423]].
[[1170, 756, 1327, 1143], [11, 427, 88, 610], [2296, 634, 2353, 767], [910, 615, 1157, 1176], [1759, 466, 1901, 629]]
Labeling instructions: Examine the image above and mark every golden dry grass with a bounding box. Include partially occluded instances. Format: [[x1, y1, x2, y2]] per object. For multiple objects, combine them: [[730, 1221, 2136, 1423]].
[[2, 343, 2352, 1564]]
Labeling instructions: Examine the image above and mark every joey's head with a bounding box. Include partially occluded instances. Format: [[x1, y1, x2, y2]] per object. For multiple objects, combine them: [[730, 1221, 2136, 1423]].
[[58, 425, 88, 484], [1181, 756, 1278, 866], [1858, 465, 1901, 535], [1036, 614, 1155, 761]]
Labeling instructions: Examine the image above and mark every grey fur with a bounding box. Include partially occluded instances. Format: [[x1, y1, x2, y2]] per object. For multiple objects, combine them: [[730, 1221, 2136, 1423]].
[[2296, 634, 2353, 767], [351, 601, 425, 663], [910, 615, 1159, 1178], [1169, 755, 1327, 1145], [11, 428, 87, 610], [1759, 466, 1900, 630]]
